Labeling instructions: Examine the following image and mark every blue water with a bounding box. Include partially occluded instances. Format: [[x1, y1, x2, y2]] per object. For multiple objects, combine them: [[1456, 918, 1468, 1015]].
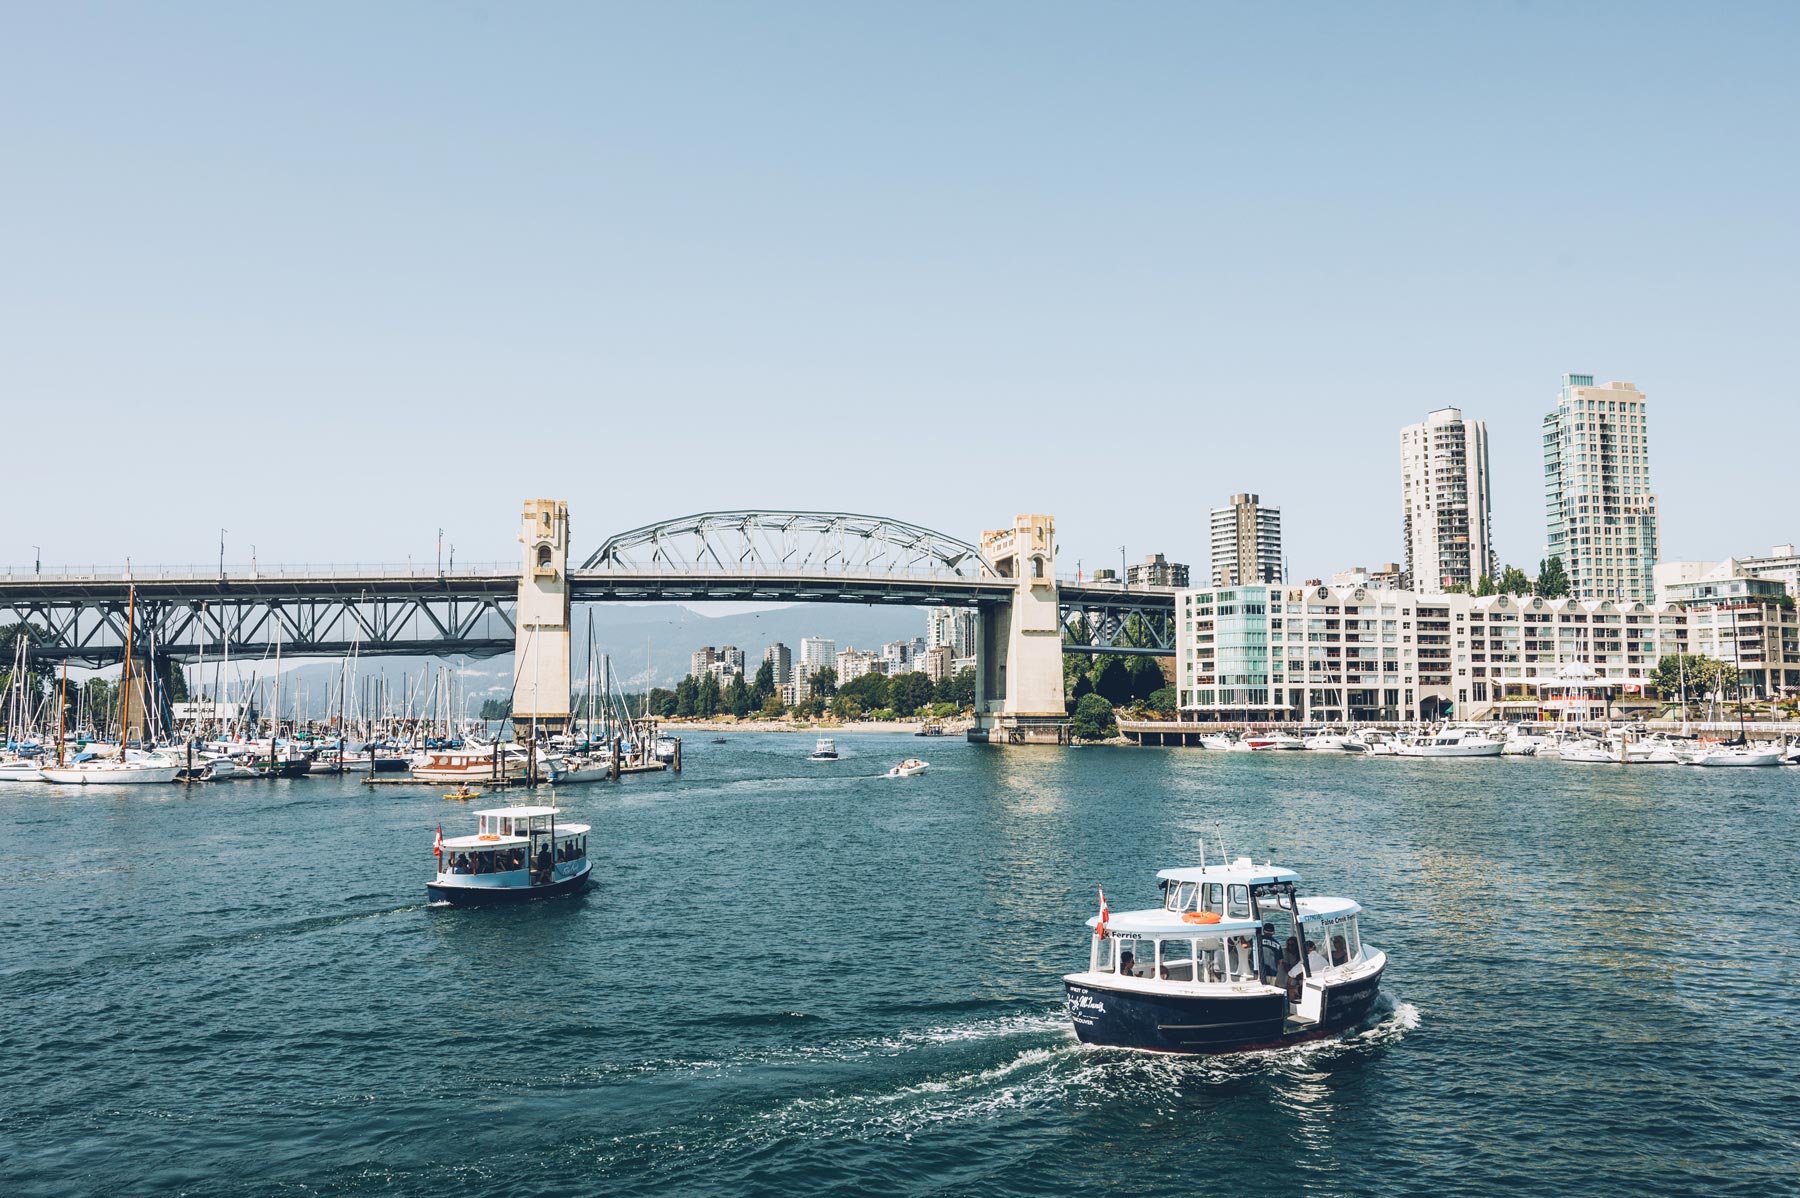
[[3, 736, 1797, 1197]]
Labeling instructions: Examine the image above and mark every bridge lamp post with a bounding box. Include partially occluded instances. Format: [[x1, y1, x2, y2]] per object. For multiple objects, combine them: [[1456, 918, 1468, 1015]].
[[437, 529, 443, 577], [219, 529, 228, 581], [32, 546, 39, 577]]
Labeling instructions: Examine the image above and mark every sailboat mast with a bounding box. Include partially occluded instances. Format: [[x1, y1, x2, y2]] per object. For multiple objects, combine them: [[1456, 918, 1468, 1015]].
[[120, 584, 136, 745]]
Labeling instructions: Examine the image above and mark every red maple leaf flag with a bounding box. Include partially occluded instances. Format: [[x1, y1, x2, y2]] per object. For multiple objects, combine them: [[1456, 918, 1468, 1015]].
[[433, 826, 443, 859], [1096, 885, 1110, 940]]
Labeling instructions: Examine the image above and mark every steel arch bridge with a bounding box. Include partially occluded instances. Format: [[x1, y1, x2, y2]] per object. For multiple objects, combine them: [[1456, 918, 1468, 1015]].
[[582, 510, 994, 577]]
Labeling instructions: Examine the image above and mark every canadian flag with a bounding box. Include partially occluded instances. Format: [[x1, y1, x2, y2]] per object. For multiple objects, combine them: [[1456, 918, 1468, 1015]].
[[1096, 885, 1110, 940], [433, 826, 443, 859]]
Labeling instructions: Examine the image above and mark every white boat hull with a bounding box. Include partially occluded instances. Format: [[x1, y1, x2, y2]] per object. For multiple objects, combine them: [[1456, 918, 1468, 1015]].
[[1691, 750, 1783, 767], [39, 764, 181, 785], [1393, 743, 1504, 758], [0, 761, 46, 782]]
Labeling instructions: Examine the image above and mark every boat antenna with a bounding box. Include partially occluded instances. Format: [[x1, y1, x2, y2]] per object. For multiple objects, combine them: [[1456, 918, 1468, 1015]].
[[1215, 822, 1230, 864], [1196, 837, 1206, 870]]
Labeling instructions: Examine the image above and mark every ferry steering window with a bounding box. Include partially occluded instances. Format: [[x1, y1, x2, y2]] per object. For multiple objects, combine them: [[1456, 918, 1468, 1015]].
[[1203, 883, 1223, 913], [1093, 936, 1115, 973], [1176, 882, 1197, 911], [1227, 885, 1250, 918], [1345, 918, 1361, 961]]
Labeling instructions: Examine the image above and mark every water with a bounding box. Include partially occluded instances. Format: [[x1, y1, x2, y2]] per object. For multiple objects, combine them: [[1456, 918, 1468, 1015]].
[[3, 737, 1797, 1197]]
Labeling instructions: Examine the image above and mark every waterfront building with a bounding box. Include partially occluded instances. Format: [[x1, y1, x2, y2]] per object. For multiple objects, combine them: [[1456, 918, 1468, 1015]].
[[1400, 407, 1495, 591], [923, 644, 955, 682], [881, 639, 912, 673], [1657, 568, 1800, 698], [1209, 494, 1282, 587], [689, 647, 716, 679], [763, 642, 793, 687], [1125, 553, 1190, 589], [1543, 375, 1659, 602], [1656, 547, 1800, 602], [1175, 582, 1698, 723]]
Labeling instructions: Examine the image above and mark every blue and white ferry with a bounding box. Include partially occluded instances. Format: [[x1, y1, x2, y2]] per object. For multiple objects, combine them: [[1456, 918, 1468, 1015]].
[[428, 805, 592, 906], [1064, 857, 1386, 1053]]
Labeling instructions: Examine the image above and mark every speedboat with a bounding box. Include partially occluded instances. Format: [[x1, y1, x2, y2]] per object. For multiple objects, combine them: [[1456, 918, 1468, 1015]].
[[1198, 733, 1239, 751], [39, 749, 182, 786], [0, 754, 44, 782], [1393, 727, 1504, 758], [1242, 731, 1304, 751], [808, 737, 839, 762], [1064, 856, 1386, 1054], [885, 758, 929, 778], [200, 756, 255, 781], [1301, 729, 1358, 752], [428, 805, 592, 905]]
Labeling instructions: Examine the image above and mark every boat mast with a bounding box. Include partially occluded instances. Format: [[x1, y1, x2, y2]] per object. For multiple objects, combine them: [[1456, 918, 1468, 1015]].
[[57, 661, 67, 766], [120, 584, 136, 746]]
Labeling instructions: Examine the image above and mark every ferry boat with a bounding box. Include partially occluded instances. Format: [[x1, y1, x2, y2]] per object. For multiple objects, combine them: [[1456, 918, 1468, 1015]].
[[885, 758, 928, 778], [1392, 726, 1504, 758], [427, 805, 592, 906], [808, 737, 838, 761], [1064, 856, 1386, 1054]]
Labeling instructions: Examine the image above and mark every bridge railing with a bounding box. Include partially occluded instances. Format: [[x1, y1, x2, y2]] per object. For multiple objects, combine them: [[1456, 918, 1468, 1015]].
[[0, 562, 517, 582], [574, 564, 1005, 583]]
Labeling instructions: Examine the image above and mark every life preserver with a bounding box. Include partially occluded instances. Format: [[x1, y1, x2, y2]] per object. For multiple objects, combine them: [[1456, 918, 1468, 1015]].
[[478, 834, 501, 841], [1182, 911, 1223, 925]]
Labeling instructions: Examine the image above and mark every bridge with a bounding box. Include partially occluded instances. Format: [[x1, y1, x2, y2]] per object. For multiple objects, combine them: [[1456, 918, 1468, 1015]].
[[0, 504, 1177, 743]]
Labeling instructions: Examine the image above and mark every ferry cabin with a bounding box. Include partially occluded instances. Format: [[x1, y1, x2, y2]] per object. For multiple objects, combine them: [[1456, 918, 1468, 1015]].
[[1065, 859, 1386, 1053], [429, 806, 592, 905]]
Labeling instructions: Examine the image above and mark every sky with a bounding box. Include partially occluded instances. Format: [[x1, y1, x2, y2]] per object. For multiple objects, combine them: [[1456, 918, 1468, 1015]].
[[4, 2, 1797, 583]]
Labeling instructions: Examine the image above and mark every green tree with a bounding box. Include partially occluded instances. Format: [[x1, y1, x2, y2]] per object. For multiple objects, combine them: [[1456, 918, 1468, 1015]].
[[752, 659, 775, 703], [888, 671, 934, 717], [1474, 573, 1496, 597], [1070, 692, 1117, 741], [1126, 655, 1168, 701], [759, 693, 787, 718], [1145, 686, 1177, 716], [935, 667, 976, 708], [674, 675, 698, 717], [1498, 565, 1532, 595], [1092, 657, 1133, 706], [478, 698, 510, 720], [1536, 555, 1571, 599], [648, 687, 678, 717], [697, 672, 721, 717], [808, 666, 837, 699], [726, 673, 752, 719], [829, 693, 863, 721], [839, 671, 890, 711]]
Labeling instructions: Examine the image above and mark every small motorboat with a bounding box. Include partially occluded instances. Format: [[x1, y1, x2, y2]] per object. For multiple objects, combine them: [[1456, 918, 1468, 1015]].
[[808, 737, 839, 762], [1242, 731, 1304, 751], [428, 805, 592, 906], [1065, 855, 1386, 1054], [0, 754, 45, 782], [711, 737, 728, 745], [885, 759, 929, 778], [201, 756, 255, 781]]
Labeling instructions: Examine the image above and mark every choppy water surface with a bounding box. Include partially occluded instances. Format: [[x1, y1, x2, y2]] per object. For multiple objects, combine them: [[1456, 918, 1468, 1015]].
[[3, 736, 1797, 1196]]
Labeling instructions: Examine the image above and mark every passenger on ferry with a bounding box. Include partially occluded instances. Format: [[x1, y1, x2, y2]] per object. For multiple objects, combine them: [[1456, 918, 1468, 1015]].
[[1257, 923, 1281, 980], [1119, 951, 1136, 978], [1305, 940, 1330, 974], [1331, 935, 1349, 966]]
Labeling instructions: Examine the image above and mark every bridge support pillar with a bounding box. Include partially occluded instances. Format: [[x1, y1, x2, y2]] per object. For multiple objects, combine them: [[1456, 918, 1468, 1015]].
[[512, 499, 573, 738], [970, 515, 1068, 745]]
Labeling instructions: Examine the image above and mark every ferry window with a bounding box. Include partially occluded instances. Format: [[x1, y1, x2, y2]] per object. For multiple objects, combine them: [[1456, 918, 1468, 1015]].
[[1092, 936, 1115, 973], [1345, 918, 1361, 961], [1116, 937, 1150, 977], [1227, 885, 1250, 918], [1175, 882, 1197, 911], [1160, 938, 1199, 982], [1203, 883, 1223, 913]]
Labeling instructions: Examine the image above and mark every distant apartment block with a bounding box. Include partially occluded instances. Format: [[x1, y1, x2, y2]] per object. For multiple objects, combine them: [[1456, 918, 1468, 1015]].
[[1543, 375, 1659, 602], [1126, 553, 1190, 589], [763, 642, 793, 686], [926, 607, 979, 658], [1400, 406, 1495, 591], [1209, 493, 1282, 587], [1332, 563, 1408, 590], [799, 638, 836, 680]]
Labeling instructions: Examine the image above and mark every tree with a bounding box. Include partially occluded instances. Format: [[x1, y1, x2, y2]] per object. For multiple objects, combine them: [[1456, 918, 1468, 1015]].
[[1126, 655, 1168, 701], [648, 687, 678, 718], [675, 675, 698, 717], [839, 671, 890, 711], [726, 673, 752, 719], [1497, 565, 1532, 596], [829, 693, 863, 721], [1651, 654, 1737, 702], [478, 698, 510, 721], [759, 693, 787, 718], [1145, 686, 1177, 716], [752, 659, 775, 703], [936, 667, 976, 708], [1070, 692, 1117, 741], [1093, 657, 1133, 706], [1474, 573, 1496, 597], [1536, 555, 1571, 599], [697, 672, 721, 717], [888, 672, 934, 718], [808, 666, 837, 699]]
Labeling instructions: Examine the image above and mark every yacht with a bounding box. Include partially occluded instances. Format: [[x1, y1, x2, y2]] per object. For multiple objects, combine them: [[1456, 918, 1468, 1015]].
[[1198, 732, 1240, 751], [428, 805, 592, 906], [1241, 731, 1304, 751], [409, 740, 563, 785], [1392, 727, 1504, 758], [1301, 728, 1359, 752], [1686, 743, 1783, 767], [0, 754, 45, 782], [39, 749, 182, 786], [807, 737, 839, 762], [1064, 856, 1386, 1054]]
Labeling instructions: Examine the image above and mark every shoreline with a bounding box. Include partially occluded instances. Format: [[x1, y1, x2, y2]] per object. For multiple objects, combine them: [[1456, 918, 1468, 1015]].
[[663, 719, 973, 735]]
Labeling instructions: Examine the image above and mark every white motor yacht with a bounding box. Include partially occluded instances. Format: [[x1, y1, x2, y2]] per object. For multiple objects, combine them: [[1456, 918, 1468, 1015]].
[[1392, 727, 1504, 758], [1687, 744, 1783, 767], [1242, 731, 1304, 751]]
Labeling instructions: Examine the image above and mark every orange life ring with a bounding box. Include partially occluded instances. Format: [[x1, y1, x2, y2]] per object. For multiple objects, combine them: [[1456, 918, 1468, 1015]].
[[1182, 911, 1223, 925], [478, 834, 501, 841]]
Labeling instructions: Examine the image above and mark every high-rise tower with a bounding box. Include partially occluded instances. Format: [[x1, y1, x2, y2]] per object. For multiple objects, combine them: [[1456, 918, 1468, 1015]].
[[1209, 494, 1282, 587], [1543, 375, 1659, 601], [1400, 407, 1495, 591]]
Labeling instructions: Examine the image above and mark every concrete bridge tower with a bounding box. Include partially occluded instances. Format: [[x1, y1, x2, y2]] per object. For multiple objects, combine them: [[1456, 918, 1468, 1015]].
[[512, 499, 572, 737], [970, 514, 1068, 744]]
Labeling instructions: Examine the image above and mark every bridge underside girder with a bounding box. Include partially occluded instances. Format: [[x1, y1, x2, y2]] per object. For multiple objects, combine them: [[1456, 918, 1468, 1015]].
[[1058, 591, 1177, 657]]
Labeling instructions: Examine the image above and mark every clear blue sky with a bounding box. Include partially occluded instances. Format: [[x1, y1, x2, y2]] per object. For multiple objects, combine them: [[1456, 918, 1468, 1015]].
[[4, 3, 1796, 579]]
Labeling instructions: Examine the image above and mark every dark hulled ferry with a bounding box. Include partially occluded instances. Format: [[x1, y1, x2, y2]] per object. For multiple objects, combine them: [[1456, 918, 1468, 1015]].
[[428, 805, 592, 906], [1064, 857, 1385, 1054]]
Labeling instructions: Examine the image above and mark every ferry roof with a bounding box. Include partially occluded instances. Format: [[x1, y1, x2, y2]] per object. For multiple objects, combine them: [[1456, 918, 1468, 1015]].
[[1156, 858, 1300, 887], [473, 806, 567, 819], [1296, 896, 1361, 921], [1087, 909, 1262, 940]]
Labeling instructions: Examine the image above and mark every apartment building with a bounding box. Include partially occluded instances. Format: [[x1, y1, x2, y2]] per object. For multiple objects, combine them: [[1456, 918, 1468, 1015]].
[[1543, 375, 1659, 601]]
